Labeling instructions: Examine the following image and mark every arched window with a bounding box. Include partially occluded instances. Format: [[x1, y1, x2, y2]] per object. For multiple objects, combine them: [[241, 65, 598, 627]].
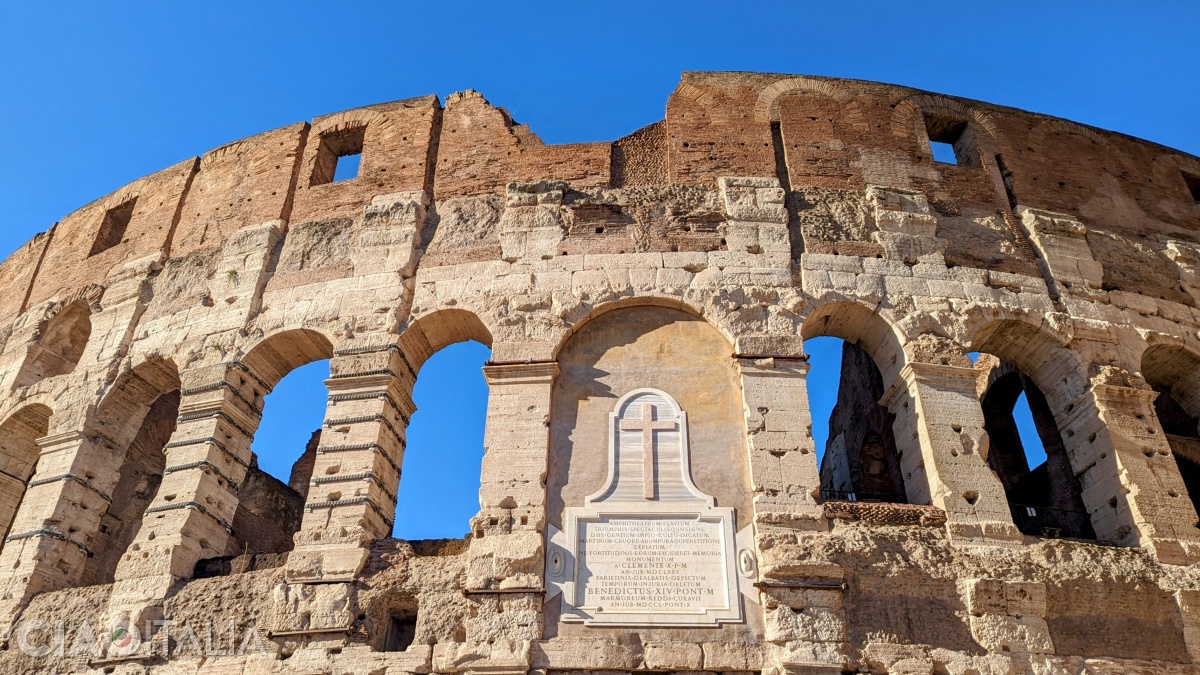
[[59, 357, 185, 586], [236, 358, 330, 559], [0, 405, 51, 548], [16, 301, 91, 386], [809, 336, 907, 504], [393, 340, 490, 540], [202, 330, 335, 569], [85, 389, 179, 585], [1141, 344, 1200, 518], [975, 354, 1094, 539]]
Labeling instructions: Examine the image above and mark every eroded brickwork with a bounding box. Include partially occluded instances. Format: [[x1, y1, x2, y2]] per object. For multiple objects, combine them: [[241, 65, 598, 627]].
[[0, 72, 1198, 673]]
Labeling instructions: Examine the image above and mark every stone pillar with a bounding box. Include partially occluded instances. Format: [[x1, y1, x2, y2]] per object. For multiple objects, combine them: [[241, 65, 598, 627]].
[[287, 344, 413, 583], [467, 361, 557, 593], [104, 362, 261, 625], [881, 362, 1021, 545], [0, 431, 122, 634], [450, 361, 553, 667], [736, 357, 826, 554], [718, 176, 790, 264], [1064, 382, 1200, 564], [1018, 207, 1104, 297], [738, 356, 848, 675]]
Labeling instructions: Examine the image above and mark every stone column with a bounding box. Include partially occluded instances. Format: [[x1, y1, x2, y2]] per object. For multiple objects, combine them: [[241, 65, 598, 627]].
[[447, 361, 553, 666], [881, 362, 1021, 545], [0, 430, 122, 634], [1063, 382, 1200, 564], [738, 356, 848, 675], [287, 344, 414, 584], [104, 362, 261, 625], [466, 361, 557, 593], [736, 357, 826, 548]]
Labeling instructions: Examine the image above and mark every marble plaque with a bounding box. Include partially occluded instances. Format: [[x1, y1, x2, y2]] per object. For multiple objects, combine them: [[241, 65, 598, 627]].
[[546, 388, 756, 627]]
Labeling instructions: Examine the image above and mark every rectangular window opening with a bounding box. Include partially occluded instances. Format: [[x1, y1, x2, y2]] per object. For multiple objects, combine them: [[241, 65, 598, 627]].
[[333, 152, 361, 182], [89, 198, 137, 257], [310, 126, 366, 186], [1183, 171, 1200, 206], [923, 114, 978, 168], [383, 609, 417, 652], [930, 141, 959, 165]]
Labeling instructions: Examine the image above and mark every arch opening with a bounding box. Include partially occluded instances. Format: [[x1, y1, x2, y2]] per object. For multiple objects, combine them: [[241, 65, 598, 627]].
[[810, 336, 907, 504], [78, 358, 182, 585], [193, 329, 334, 577], [0, 404, 51, 550], [1142, 344, 1200, 519], [974, 353, 1094, 540], [17, 301, 92, 387], [393, 339, 490, 540], [85, 389, 180, 585]]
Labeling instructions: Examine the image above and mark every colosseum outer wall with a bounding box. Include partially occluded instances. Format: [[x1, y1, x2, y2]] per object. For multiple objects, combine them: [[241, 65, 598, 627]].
[[0, 72, 1197, 673]]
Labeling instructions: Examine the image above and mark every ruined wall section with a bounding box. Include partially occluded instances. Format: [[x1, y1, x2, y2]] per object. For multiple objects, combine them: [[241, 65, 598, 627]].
[[0, 73, 1199, 674], [4, 72, 1197, 330]]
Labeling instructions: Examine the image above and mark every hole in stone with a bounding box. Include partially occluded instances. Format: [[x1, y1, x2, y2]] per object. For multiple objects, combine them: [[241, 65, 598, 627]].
[[807, 336, 907, 505], [383, 607, 418, 652]]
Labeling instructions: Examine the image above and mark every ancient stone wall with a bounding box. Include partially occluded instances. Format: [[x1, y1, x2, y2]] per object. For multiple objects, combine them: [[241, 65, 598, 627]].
[[0, 72, 1198, 673]]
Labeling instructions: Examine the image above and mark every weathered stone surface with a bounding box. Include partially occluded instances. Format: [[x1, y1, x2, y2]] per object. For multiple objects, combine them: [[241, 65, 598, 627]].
[[0, 72, 1198, 673]]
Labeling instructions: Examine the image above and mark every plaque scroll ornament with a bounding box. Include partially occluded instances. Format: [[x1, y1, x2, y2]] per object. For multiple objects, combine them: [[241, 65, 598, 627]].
[[546, 388, 758, 627]]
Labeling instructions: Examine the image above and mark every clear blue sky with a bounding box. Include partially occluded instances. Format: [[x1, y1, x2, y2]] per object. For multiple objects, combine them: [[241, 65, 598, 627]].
[[2, 2, 1192, 536]]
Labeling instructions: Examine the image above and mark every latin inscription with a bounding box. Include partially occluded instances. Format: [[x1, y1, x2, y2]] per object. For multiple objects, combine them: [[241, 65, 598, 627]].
[[576, 516, 729, 613]]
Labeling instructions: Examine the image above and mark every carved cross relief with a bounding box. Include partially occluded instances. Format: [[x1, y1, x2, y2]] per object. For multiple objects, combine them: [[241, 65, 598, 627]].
[[546, 387, 758, 627], [618, 402, 676, 499]]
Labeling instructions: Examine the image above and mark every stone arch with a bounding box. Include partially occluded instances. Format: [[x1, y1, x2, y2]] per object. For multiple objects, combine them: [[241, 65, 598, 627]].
[[801, 300, 910, 503], [969, 319, 1098, 538], [551, 296, 728, 362], [311, 108, 391, 139], [755, 76, 868, 130], [226, 328, 335, 556], [81, 357, 182, 584], [975, 355, 1095, 539], [14, 299, 93, 387], [671, 81, 713, 106], [1140, 342, 1200, 517], [890, 93, 1001, 144], [1026, 119, 1106, 154], [968, 318, 1089, 407], [0, 404, 51, 549], [399, 308, 494, 376], [240, 327, 335, 392], [547, 302, 753, 532], [801, 299, 906, 382]]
